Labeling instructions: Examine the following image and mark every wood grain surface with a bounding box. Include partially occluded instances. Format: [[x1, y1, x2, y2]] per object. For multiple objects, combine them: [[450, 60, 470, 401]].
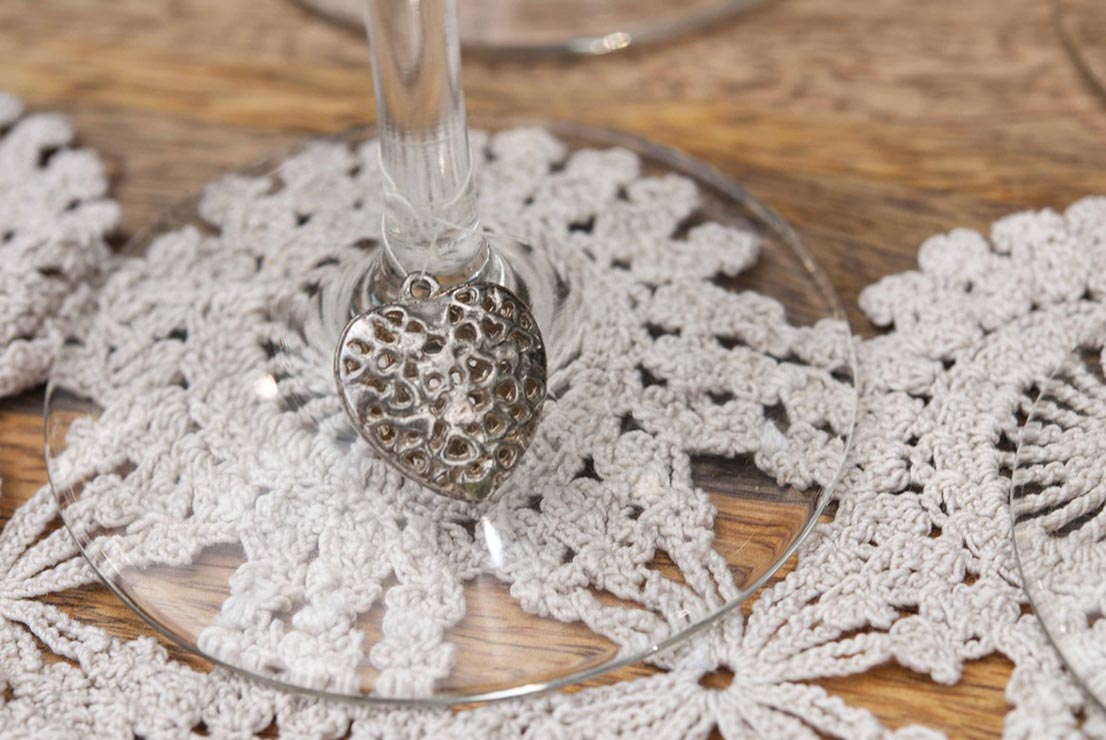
[[4, 0, 1106, 736]]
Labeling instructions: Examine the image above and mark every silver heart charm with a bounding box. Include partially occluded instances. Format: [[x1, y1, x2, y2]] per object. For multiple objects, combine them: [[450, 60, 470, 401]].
[[335, 273, 547, 501]]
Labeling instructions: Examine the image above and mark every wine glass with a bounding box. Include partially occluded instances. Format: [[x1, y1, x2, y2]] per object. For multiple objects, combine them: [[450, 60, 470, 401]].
[[45, 0, 856, 703]]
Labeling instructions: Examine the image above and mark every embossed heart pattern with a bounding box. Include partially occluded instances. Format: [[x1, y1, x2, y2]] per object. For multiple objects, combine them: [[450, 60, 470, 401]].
[[336, 275, 548, 501]]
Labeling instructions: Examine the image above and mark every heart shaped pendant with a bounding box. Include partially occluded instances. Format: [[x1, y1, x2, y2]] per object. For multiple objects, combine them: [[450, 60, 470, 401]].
[[335, 273, 547, 502]]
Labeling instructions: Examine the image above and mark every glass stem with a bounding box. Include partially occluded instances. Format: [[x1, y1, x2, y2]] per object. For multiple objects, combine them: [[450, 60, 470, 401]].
[[363, 0, 486, 284]]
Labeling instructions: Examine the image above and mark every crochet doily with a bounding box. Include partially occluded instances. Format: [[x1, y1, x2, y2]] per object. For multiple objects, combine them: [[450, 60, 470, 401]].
[[5, 110, 1106, 735], [0, 92, 120, 398]]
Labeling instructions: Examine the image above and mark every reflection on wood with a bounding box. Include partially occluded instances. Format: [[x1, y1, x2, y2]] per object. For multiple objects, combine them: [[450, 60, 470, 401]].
[[4, 397, 1011, 733], [38, 353, 823, 697]]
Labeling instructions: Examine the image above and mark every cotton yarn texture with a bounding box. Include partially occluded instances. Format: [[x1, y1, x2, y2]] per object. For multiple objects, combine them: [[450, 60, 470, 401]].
[[0, 92, 120, 398], [2, 98, 1106, 736]]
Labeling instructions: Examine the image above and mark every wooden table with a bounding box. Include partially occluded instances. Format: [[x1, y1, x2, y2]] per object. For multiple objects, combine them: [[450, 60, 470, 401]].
[[3, 0, 1106, 736]]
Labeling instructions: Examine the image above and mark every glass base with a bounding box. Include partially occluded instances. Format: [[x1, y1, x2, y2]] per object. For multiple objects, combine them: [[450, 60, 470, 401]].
[[1055, 0, 1106, 101], [1012, 328, 1106, 709], [46, 119, 856, 704], [293, 0, 771, 54]]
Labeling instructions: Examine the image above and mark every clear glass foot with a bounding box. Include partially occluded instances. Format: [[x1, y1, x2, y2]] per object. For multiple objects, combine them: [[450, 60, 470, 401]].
[[46, 120, 856, 704]]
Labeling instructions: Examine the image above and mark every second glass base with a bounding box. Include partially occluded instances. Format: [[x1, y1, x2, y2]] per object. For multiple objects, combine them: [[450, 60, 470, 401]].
[[293, 0, 771, 54]]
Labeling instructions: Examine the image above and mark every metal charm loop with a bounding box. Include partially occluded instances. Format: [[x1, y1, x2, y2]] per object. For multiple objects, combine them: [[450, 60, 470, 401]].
[[399, 272, 441, 302]]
